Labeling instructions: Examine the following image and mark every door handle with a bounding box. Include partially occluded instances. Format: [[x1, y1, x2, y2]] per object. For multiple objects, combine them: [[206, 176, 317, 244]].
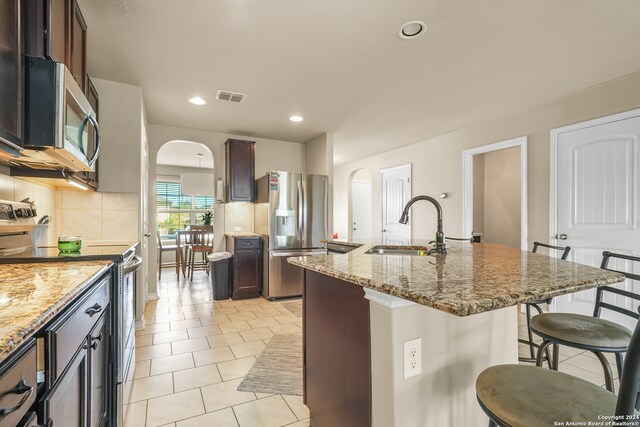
[[144, 233, 151, 238], [555, 233, 568, 240], [382, 229, 387, 232]]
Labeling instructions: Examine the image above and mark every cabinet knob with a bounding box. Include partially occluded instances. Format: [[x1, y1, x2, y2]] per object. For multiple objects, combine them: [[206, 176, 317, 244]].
[[84, 341, 98, 351]]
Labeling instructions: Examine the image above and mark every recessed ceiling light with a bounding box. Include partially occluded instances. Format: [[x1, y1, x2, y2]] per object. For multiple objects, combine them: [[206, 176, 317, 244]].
[[188, 96, 207, 105], [289, 115, 304, 122], [398, 20, 427, 39]]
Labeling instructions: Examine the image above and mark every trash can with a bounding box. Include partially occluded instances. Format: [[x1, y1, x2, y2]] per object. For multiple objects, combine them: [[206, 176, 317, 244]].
[[208, 252, 232, 300]]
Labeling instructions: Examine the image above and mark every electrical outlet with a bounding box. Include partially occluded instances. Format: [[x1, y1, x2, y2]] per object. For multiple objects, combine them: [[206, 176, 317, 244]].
[[233, 226, 242, 232], [403, 338, 422, 379]]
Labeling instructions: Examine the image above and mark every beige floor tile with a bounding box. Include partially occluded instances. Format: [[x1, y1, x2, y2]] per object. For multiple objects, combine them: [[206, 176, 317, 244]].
[[134, 359, 151, 379], [235, 303, 263, 313], [254, 309, 284, 319], [176, 408, 239, 427], [182, 310, 212, 320], [282, 395, 310, 420], [230, 341, 266, 359], [155, 313, 185, 323], [150, 353, 195, 375], [255, 392, 274, 399], [200, 315, 232, 326], [124, 400, 147, 427], [207, 332, 246, 349], [216, 356, 257, 381], [247, 318, 280, 329], [136, 323, 171, 336], [146, 388, 205, 427], [193, 346, 236, 366], [268, 324, 302, 335], [233, 395, 297, 427], [129, 373, 174, 402], [173, 364, 223, 392], [239, 327, 274, 342], [136, 343, 172, 361], [170, 319, 203, 331], [172, 337, 210, 355], [558, 362, 607, 386], [219, 321, 253, 334], [228, 312, 259, 322], [187, 325, 222, 339], [154, 329, 190, 345], [201, 378, 256, 412], [136, 334, 154, 347], [273, 314, 300, 325], [158, 424, 175, 427], [214, 307, 240, 315], [563, 353, 616, 376], [283, 420, 310, 427]]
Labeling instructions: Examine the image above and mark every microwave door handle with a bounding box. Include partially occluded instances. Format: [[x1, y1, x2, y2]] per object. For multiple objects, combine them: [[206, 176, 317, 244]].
[[80, 114, 101, 167]]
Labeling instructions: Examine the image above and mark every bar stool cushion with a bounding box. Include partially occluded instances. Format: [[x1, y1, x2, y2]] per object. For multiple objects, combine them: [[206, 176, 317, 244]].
[[531, 313, 632, 350], [476, 365, 622, 426]]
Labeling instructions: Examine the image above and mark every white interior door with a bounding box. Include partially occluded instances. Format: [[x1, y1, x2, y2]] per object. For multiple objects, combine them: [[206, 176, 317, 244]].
[[381, 164, 411, 244], [352, 180, 372, 240], [553, 111, 640, 328]]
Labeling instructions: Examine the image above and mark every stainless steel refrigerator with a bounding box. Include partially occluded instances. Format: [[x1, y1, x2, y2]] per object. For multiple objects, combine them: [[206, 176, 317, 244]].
[[254, 171, 328, 299]]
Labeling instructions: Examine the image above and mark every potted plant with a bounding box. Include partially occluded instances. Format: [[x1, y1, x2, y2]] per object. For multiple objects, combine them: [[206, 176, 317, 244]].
[[200, 210, 213, 225]]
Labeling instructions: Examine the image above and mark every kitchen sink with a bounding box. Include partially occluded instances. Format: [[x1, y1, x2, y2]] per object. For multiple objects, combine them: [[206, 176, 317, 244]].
[[364, 246, 432, 256]]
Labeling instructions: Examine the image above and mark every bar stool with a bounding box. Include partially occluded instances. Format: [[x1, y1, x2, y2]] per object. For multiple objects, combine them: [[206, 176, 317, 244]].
[[531, 251, 640, 392], [518, 242, 572, 365], [157, 231, 177, 279], [476, 306, 640, 427]]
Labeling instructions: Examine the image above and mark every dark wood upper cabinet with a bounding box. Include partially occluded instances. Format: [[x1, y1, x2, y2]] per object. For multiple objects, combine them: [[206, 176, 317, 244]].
[[225, 139, 256, 202], [0, 0, 23, 153], [24, 0, 88, 92]]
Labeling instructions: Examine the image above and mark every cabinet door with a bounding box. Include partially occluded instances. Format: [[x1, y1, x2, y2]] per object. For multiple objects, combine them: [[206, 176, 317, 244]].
[[0, 0, 22, 149], [69, 0, 86, 91], [40, 346, 88, 427], [225, 140, 256, 202], [88, 312, 109, 427], [233, 250, 261, 299], [48, 0, 68, 63]]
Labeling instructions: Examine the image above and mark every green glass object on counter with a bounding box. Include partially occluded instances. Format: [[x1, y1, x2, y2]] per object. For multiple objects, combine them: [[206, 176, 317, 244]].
[[58, 237, 82, 253]]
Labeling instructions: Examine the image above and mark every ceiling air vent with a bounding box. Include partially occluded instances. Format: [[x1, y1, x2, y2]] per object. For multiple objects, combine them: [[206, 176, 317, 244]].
[[215, 90, 247, 103]]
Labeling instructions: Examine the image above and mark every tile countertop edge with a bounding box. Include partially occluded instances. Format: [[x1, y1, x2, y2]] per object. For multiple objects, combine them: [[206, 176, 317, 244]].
[[0, 261, 113, 363], [287, 255, 626, 317]]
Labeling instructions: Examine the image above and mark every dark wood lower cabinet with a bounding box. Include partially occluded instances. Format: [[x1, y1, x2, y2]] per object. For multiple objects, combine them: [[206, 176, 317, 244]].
[[228, 236, 262, 300], [88, 312, 109, 427], [303, 270, 372, 427], [40, 344, 88, 427]]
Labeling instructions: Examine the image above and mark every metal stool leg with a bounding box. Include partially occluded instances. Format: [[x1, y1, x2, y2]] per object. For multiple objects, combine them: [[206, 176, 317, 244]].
[[552, 344, 559, 370], [525, 304, 535, 360], [536, 340, 554, 367], [489, 419, 498, 427], [592, 351, 615, 392], [615, 352, 624, 379]]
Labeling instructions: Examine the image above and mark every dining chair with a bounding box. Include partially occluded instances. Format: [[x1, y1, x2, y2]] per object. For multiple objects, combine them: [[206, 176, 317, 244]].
[[175, 229, 193, 278], [157, 230, 177, 279], [476, 307, 640, 427], [518, 242, 572, 365], [186, 225, 214, 280], [531, 251, 640, 392]]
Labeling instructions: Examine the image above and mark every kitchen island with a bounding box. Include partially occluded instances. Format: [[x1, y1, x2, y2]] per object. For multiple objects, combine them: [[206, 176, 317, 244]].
[[289, 241, 625, 427]]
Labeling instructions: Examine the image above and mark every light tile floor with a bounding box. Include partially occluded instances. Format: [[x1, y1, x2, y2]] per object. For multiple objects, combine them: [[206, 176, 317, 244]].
[[126, 271, 309, 427], [128, 271, 619, 426]]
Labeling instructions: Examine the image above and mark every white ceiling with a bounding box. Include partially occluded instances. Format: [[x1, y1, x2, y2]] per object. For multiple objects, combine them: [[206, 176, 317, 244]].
[[79, 0, 640, 165], [156, 140, 214, 168]]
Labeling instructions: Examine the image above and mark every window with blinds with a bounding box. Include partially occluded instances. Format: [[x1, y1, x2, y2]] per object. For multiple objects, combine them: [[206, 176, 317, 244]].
[[156, 181, 214, 239]]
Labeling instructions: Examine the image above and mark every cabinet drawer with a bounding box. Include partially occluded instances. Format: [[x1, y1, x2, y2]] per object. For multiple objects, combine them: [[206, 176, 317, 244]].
[[0, 342, 37, 427], [235, 238, 260, 250], [47, 276, 110, 383]]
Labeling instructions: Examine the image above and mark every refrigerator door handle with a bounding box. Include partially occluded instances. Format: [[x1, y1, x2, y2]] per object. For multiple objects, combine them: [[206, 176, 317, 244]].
[[297, 180, 303, 241]]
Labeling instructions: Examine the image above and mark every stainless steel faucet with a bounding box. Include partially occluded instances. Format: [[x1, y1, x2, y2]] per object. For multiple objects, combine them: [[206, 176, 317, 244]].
[[399, 195, 446, 255]]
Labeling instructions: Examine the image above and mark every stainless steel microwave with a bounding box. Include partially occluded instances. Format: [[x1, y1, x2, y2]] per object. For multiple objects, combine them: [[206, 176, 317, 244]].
[[23, 56, 100, 172]]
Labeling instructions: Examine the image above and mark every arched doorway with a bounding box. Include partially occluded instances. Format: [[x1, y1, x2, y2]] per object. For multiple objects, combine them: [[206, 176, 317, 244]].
[[349, 168, 372, 240], [155, 140, 214, 278]]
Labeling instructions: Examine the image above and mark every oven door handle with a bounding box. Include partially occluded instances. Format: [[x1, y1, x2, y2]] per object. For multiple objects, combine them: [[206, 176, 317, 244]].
[[123, 255, 143, 274]]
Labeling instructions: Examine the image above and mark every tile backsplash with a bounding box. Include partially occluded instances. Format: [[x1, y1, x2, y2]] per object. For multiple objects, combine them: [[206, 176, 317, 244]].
[[0, 173, 138, 245], [224, 203, 254, 234]]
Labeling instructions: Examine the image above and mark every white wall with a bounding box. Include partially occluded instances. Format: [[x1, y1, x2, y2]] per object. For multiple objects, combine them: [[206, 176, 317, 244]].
[[305, 133, 334, 233], [482, 147, 521, 248], [472, 155, 484, 234], [334, 71, 640, 245]]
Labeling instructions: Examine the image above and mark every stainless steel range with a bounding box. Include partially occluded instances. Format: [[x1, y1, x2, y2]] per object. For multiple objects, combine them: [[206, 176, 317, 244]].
[[0, 198, 140, 427]]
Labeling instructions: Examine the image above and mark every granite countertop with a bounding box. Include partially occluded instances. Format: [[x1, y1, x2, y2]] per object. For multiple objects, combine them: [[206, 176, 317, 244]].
[[288, 242, 625, 316], [0, 261, 112, 363], [225, 232, 261, 237], [0, 241, 138, 264], [321, 239, 365, 248]]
